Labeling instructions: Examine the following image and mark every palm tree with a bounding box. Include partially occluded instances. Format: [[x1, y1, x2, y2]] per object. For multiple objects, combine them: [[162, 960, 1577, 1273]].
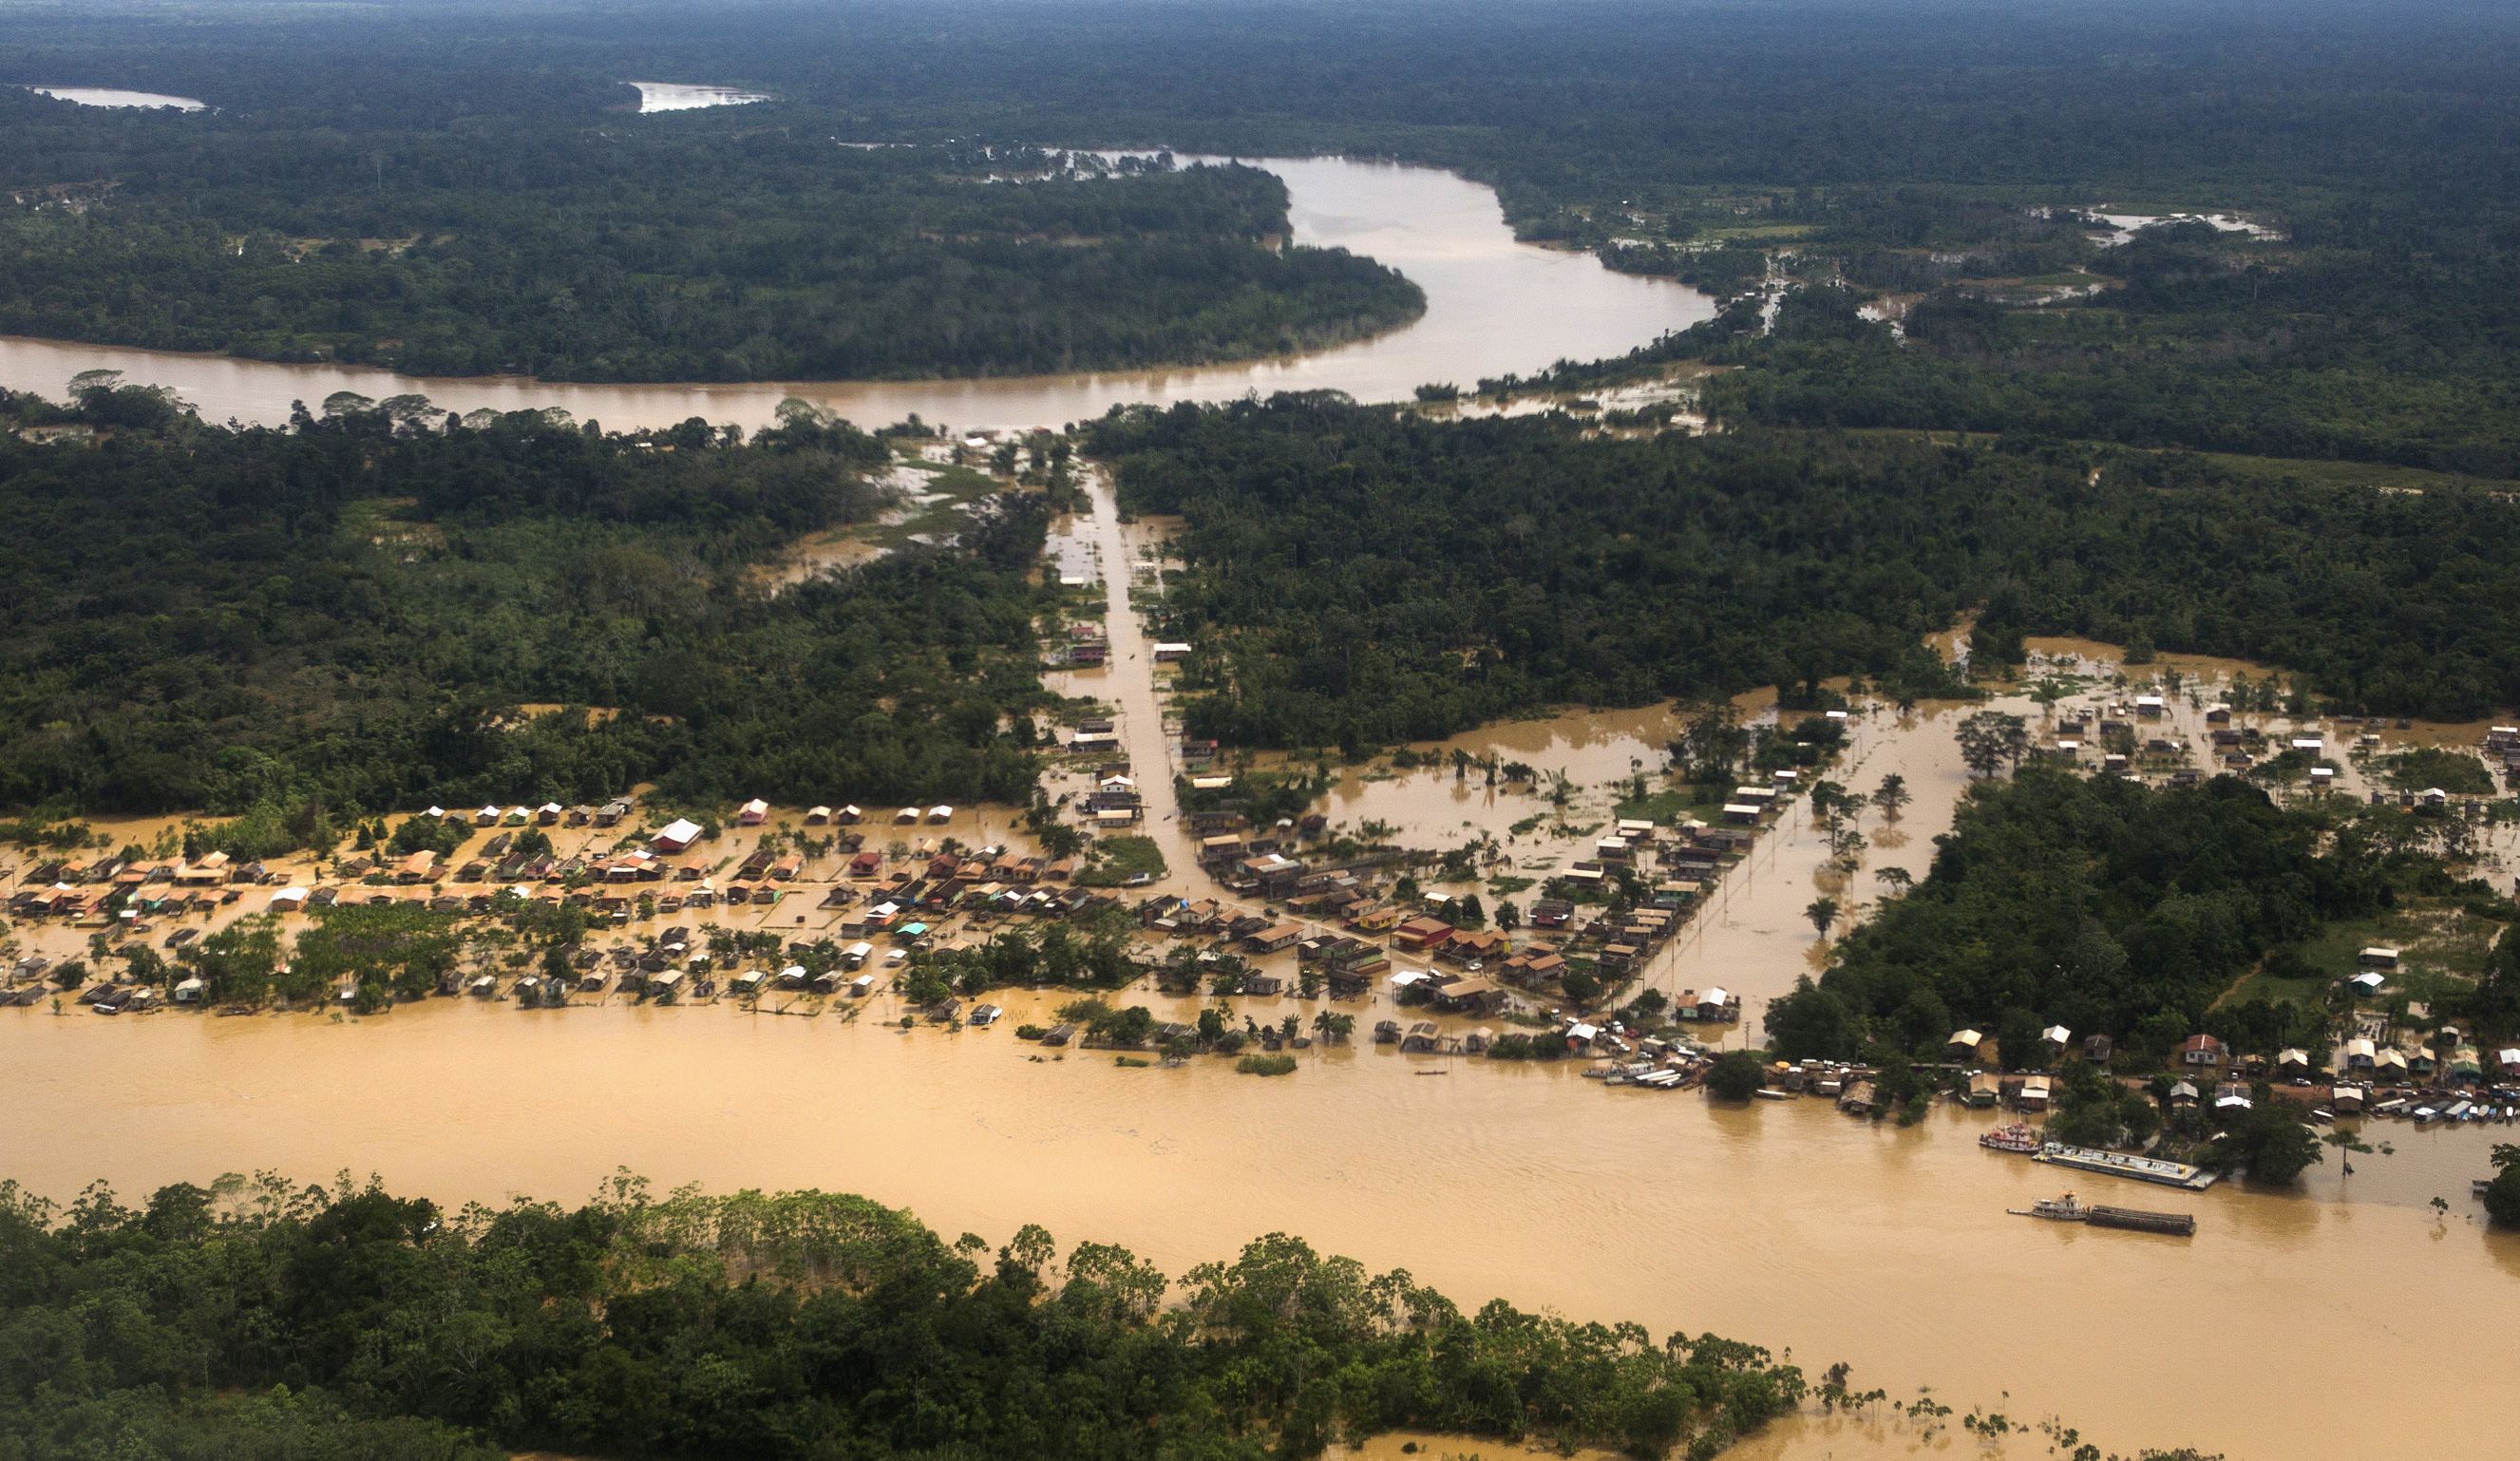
[[1806, 897, 1841, 940]]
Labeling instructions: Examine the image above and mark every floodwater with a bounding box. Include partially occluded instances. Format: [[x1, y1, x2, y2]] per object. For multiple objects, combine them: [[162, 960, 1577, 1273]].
[[627, 81, 769, 112], [1304, 634, 2520, 1037], [5, 992, 2512, 1461], [19, 85, 206, 110], [2083, 209, 2281, 247], [0, 158, 1715, 431]]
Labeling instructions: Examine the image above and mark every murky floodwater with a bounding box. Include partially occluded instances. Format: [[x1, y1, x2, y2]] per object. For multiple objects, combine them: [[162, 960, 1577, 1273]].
[[0, 158, 1715, 432], [5, 991, 2511, 1461], [19, 85, 206, 110], [627, 81, 769, 112]]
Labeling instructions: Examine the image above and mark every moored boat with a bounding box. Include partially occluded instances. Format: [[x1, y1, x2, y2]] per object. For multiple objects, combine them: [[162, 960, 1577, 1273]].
[[2034, 1142, 2218, 1190], [1980, 1123, 2041, 1153]]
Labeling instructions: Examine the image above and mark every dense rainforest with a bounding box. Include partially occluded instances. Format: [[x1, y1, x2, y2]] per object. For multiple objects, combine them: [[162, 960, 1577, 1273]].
[[0, 1172, 1810, 1461], [1090, 396, 2520, 749], [1763, 765, 2520, 1062], [0, 101, 1420, 382], [5, 0, 2516, 431], [0, 384, 1052, 820]]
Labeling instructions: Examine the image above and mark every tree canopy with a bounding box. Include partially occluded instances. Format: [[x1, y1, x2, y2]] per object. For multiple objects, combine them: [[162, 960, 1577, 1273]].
[[0, 1171, 1809, 1460]]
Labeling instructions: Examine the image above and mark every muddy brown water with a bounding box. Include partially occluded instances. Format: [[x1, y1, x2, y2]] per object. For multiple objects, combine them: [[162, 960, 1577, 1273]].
[[0, 159, 1715, 432], [6, 991, 2513, 1461], [9, 523, 2519, 1460]]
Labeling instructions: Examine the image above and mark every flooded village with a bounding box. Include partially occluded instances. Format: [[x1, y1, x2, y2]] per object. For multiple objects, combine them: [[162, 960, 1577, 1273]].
[[7, 431, 2520, 1461], [10, 6, 2520, 1458]]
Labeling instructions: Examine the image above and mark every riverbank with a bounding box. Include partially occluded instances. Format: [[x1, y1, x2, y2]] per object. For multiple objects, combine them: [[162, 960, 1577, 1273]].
[[0, 158, 1714, 432], [6, 990, 2511, 1461]]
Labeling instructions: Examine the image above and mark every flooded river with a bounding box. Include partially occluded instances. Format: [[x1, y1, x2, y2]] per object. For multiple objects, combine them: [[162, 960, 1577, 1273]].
[[0, 158, 1714, 432], [6, 991, 2512, 1461]]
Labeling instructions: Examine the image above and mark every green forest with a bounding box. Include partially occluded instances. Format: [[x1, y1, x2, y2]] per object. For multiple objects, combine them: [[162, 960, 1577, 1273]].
[[1764, 766, 2520, 1064], [1091, 396, 2520, 749], [4, 0, 2516, 469], [0, 1172, 1809, 1461], [0, 106, 1419, 381], [0, 383, 1053, 820]]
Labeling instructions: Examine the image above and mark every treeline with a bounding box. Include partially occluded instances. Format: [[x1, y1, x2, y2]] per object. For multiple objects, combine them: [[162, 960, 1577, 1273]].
[[0, 1172, 1809, 1460], [0, 88, 1421, 380], [0, 387, 1053, 820], [1770, 766, 2520, 1064], [1694, 219, 2520, 478], [1765, 768, 2397, 1065], [1088, 397, 2520, 750]]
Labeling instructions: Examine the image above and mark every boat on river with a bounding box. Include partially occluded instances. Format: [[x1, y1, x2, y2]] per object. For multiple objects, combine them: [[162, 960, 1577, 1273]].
[[2034, 1142, 2219, 1190], [2012, 1192, 2090, 1221], [1980, 1123, 2041, 1153], [2009, 1191, 2197, 1236]]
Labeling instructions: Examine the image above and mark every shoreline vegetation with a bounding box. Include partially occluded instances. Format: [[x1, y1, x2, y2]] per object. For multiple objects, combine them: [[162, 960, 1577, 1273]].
[[0, 104, 1423, 383], [0, 1170, 1818, 1461]]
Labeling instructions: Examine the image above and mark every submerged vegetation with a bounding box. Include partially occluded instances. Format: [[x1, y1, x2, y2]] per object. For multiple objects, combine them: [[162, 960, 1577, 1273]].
[[0, 1171, 1809, 1460]]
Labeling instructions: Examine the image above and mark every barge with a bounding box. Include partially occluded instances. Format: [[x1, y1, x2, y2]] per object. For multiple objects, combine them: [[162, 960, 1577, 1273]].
[[2010, 1192, 2197, 1236], [2033, 1142, 2219, 1190]]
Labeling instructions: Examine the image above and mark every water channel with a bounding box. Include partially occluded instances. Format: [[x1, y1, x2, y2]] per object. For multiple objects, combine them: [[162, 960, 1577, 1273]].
[[0, 157, 1714, 431]]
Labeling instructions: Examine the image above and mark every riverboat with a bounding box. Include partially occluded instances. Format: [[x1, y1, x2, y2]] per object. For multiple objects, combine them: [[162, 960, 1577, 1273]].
[[1980, 1123, 2042, 1153], [2009, 1191, 2197, 1236]]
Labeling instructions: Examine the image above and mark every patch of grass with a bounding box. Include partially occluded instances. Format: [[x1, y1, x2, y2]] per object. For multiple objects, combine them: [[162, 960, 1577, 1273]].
[[2294, 903, 2500, 987], [1705, 222, 1817, 240], [1613, 786, 1721, 824], [1075, 833, 1167, 887], [1234, 1053, 1298, 1076], [2368, 747, 2495, 795], [2194, 451, 2519, 497], [2219, 966, 2328, 1012]]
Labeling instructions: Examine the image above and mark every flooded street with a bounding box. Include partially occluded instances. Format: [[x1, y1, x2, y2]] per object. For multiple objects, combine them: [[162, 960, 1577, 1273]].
[[0, 158, 1715, 432]]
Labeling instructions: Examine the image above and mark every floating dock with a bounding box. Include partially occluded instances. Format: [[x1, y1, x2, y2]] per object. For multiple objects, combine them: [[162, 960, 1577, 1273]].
[[2033, 1143, 2219, 1190]]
